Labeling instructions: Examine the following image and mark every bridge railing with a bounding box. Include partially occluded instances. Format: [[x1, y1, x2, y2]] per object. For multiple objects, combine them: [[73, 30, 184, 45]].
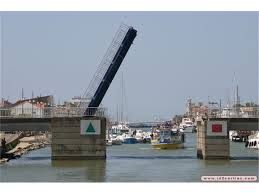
[[0, 107, 107, 118]]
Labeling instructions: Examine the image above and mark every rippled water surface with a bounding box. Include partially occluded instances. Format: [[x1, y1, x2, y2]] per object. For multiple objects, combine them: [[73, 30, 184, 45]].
[[0, 133, 258, 182]]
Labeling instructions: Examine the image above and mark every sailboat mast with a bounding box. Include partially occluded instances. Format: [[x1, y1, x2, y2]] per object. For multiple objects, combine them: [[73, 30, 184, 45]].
[[116, 104, 119, 124], [121, 73, 124, 124]]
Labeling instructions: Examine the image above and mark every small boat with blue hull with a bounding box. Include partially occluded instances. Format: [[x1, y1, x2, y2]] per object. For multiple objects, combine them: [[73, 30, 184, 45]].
[[123, 137, 138, 144]]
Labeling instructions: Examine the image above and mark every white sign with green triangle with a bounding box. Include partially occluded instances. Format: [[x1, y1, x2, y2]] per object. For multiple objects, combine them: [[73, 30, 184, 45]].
[[80, 120, 101, 135]]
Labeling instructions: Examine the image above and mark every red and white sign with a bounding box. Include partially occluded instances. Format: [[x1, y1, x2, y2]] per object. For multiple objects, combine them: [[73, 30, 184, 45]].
[[212, 124, 222, 133], [207, 121, 227, 136]]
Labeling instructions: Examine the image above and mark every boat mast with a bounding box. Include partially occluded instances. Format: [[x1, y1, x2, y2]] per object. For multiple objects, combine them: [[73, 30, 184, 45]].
[[121, 73, 124, 124]]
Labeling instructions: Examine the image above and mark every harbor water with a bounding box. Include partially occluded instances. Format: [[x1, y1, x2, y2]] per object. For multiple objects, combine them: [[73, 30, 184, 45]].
[[0, 133, 258, 182]]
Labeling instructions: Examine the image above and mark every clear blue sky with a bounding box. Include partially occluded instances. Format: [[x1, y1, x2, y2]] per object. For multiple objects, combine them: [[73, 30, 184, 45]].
[[0, 12, 258, 122]]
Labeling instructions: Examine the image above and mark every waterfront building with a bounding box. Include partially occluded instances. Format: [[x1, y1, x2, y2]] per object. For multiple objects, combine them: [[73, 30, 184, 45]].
[[240, 106, 259, 118], [0, 98, 13, 117], [64, 96, 91, 107], [0, 98, 13, 108], [9, 95, 53, 117]]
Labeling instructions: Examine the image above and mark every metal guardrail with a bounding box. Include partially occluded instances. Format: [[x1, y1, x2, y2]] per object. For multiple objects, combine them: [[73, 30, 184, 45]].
[[0, 107, 107, 118]]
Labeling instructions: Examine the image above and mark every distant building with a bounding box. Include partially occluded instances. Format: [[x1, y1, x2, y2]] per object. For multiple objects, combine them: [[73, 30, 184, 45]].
[[186, 97, 192, 118], [191, 105, 209, 118], [218, 104, 259, 118], [185, 97, 210, 118], [11, 95, 53, 107], [10, 101, 42, 117], [0, 98, 13, 116], [52, 96, 92, 117], [10, 95, 54, 117], [63, 96, 91, 107], [240, 107, 259, 118], [0, 98, 12, 108]]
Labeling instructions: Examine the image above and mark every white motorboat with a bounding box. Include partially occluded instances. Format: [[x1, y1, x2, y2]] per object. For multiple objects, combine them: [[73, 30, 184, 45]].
[[179, 118, 195, 133], [111, 123, 131, 134], [180, 126, 194, 133], [245, 132, 259, 149], [134, 130, 144, 143], [106, 139, 112, 146], [111, 136, 123, 145], [180, 118, 193, 127]]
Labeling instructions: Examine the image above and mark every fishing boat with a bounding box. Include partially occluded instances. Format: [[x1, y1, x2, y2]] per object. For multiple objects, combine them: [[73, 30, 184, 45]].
[[152, 129, 184, 149]]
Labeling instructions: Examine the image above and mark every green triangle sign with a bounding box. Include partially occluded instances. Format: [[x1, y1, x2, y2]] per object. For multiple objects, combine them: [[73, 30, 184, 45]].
[[86, 122, 96, 133]]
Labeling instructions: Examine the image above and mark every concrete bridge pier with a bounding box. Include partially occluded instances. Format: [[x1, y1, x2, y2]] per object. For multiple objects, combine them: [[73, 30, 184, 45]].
[[51, 116, 106, 160], [197, 119, 230, 160]]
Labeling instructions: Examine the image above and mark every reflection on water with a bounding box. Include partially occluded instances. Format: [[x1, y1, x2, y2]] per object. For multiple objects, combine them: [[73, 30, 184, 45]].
[[51, 160, 106, 182], [0, 133, 258, 182], [111, 155, 196, 159], [203, 159, 231, 166]]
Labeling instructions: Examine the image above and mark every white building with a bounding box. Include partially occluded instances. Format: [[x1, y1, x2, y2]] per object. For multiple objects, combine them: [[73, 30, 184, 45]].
[[65, 96, 91, 107], [10, 101, 45, 117]]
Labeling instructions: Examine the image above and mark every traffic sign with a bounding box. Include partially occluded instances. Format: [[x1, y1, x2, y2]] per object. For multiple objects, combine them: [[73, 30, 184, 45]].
[[80, 120, 101, 135], [207, 120, 227, 136]]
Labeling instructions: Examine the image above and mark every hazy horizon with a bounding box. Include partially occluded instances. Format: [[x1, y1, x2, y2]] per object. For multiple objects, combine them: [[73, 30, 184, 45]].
[[0, 12, 258, 122]]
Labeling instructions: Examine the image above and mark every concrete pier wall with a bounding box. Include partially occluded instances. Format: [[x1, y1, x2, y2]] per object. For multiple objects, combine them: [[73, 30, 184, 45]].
[[197, 119, 230, 160], [197, 119, 206, 159], [51, 117, 106, 160]]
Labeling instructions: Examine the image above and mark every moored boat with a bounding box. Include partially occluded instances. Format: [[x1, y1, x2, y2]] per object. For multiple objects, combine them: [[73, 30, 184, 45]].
[[245, 132, 259, 149], [152, 128, 184, 149], [123, 136, 138, 144], [106, 139, 112, 146], [133, 129, 151, 143], [179, 118, 195, 133], [111, 137, 123, 145]]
